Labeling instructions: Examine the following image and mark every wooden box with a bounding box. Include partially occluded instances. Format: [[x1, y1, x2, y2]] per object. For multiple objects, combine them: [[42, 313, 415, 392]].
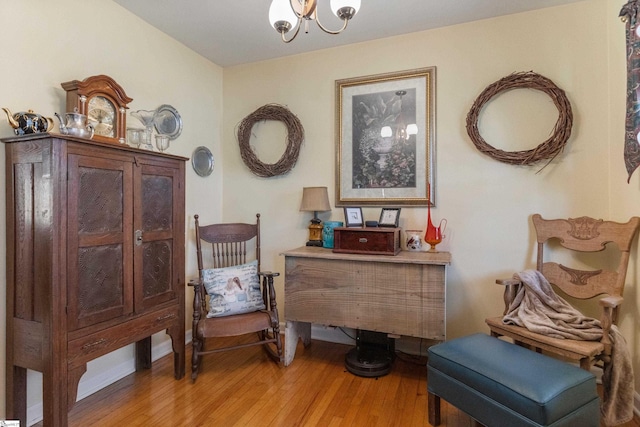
[[333, 227, 401, 256]]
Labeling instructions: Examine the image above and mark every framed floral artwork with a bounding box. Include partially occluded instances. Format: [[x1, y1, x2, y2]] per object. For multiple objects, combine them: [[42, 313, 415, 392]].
[[335, 67, 436, 206]]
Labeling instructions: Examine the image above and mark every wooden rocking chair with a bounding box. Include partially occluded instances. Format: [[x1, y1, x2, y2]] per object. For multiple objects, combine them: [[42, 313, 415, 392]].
[[189, 213, 282, 381]]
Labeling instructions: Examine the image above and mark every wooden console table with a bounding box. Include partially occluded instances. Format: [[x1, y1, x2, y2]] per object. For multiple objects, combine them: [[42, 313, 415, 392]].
[[281, 246, 451, 366]]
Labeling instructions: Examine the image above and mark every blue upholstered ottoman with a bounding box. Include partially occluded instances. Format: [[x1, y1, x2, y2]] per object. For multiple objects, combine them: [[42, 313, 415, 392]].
[[427, 334, 599, 427]]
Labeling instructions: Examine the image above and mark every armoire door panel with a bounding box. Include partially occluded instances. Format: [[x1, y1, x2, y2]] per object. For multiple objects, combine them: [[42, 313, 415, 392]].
[[134, 162, 180, 311], [67, 154, 134, 331], [142, 239, 175, 303], [76, 244, 125, 324], [76, 167, 124, 233], [141, 174, 173, 231]]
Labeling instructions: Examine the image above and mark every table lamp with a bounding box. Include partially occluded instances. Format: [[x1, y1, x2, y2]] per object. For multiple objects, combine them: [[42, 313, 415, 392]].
[[300, 186, 331, 246]]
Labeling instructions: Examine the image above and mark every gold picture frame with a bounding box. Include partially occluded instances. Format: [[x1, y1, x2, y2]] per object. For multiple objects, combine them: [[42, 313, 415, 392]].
[[335, 67, 436, 206]]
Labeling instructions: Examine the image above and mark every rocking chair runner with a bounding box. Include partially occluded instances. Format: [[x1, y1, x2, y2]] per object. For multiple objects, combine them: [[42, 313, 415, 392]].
[[189, 213, 283, 381], [486, 214, 640, 371]]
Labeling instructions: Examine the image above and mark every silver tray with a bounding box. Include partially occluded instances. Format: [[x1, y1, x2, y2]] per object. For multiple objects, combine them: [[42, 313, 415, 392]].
[[192, 146, 214, 177], [154, 104, 183, 140]]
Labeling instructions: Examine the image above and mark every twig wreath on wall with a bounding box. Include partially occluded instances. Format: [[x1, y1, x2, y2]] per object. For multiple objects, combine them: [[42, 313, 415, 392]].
[[237, 104, 304, 177], [466, 71, 573, 170]]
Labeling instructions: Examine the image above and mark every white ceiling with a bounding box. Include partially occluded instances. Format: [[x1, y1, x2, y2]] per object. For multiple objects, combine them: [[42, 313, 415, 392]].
[[113, 0, 585, 67]]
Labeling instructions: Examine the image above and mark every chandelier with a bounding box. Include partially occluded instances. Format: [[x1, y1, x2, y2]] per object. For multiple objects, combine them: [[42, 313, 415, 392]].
[[269, 0, 361, 43]]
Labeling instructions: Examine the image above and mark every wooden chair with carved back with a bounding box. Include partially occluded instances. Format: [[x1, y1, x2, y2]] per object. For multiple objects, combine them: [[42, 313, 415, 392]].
[[189, 213, 282, 381], [486, 214, 640, 372]]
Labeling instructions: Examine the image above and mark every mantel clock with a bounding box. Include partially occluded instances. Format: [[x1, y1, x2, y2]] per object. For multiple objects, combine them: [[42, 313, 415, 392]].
[[61, 75, 133, 144]]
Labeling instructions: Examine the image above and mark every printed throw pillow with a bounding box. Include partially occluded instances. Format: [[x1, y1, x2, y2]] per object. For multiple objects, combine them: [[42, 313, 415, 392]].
[[202, 260, 266, 318]]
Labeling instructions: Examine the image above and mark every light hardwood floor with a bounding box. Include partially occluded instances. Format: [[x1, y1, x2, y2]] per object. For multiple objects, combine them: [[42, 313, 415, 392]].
[[49, 335, 639, 427]]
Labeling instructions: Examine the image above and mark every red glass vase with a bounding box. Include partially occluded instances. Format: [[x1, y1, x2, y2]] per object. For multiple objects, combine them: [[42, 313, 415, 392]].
[[424, 184, 447, 252]]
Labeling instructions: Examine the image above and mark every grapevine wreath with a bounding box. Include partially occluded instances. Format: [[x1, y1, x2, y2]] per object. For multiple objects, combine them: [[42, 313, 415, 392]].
[[237, 104, 304, 177], [466, 71, 573, 168]]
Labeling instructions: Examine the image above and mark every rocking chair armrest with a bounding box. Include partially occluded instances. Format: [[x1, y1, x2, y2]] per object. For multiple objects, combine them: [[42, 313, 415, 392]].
[[188, 278, 207, 301], [188, 278, 203, 288], [598, 295, 623, 309], [258, 271, 280, 279], [188, 277, 207, 321], [258, 271, 280, 294], [258, 271, 280, 311]]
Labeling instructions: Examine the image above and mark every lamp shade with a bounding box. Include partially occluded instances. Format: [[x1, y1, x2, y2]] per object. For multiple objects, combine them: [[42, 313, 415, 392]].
[[300, 187, 331, 212]]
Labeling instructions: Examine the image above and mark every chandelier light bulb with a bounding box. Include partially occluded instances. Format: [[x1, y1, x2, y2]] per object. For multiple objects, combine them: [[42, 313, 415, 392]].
[[269, 0, 297, 33], [330, 0, 361, 19], [381, 126, 393, 138]]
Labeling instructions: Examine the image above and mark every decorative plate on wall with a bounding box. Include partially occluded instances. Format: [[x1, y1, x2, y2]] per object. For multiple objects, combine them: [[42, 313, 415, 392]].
[[154, 104, 183, 140], [191, 146, 214, 177]]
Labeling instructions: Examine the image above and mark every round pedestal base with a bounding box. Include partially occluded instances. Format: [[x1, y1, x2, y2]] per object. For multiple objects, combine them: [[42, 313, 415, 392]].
[[344, 346, 392, 378]]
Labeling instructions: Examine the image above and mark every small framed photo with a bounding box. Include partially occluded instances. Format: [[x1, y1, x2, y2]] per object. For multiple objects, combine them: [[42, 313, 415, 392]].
[[343, 207, 364, 227], [378, 208, 401, 227]]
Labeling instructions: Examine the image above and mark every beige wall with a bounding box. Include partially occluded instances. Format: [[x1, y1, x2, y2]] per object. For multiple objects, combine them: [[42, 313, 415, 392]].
[[223, 0, 640, 399], [0, 0, 223, 420], [2, 0, 640, 422]]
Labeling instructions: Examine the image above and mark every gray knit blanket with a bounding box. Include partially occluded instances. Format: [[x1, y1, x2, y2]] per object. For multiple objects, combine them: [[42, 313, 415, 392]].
[[502, 270, 634, 426]]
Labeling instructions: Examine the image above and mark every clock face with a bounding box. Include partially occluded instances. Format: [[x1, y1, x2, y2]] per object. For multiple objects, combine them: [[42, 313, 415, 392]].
[[87, 96, 116, 138]]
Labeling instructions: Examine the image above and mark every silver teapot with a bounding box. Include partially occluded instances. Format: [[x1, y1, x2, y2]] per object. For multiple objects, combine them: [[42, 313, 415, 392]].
[[55, 108, 94, 139]]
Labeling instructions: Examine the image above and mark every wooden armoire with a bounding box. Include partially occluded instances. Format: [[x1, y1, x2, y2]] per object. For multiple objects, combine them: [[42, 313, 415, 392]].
[[3, 133, 186, 426]]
